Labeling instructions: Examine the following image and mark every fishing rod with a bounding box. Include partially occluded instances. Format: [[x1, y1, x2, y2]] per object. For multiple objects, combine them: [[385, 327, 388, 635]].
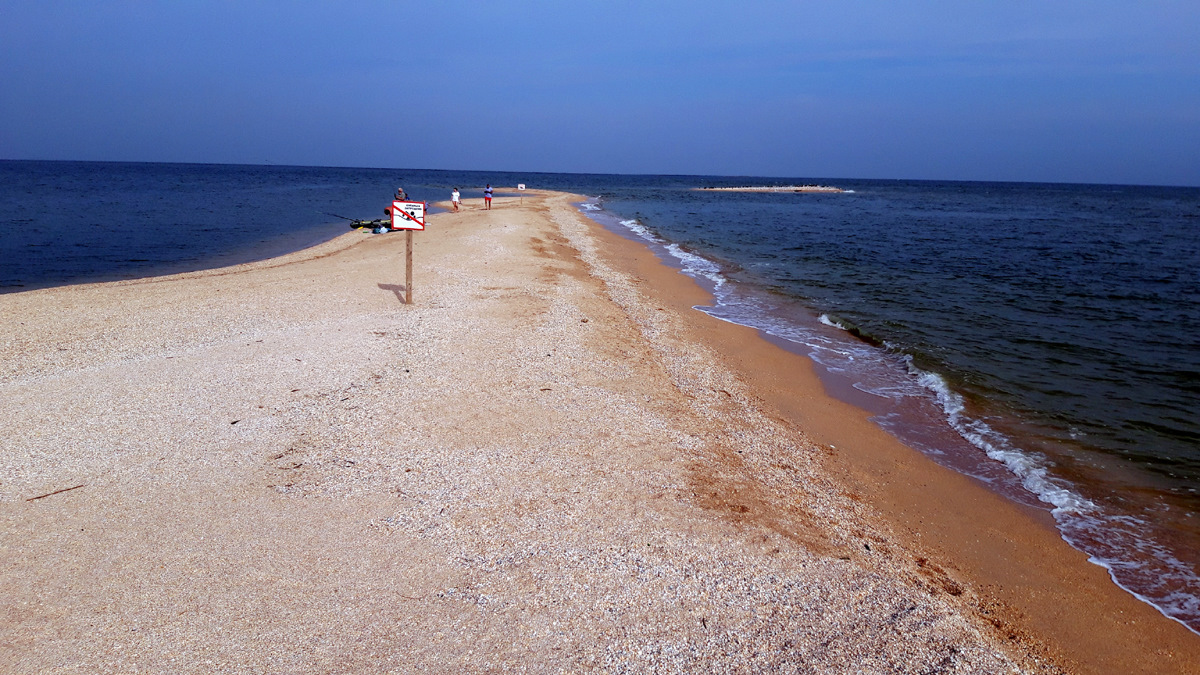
[[320, 211, 388, 229]]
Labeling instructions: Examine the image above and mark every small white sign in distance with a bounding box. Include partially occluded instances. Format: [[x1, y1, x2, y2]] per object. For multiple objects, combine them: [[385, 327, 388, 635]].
[[517, 184, 526, 190]]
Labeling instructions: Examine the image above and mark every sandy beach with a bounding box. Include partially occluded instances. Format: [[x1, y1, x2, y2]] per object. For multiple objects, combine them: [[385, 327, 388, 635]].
[[2, 190, 1196, 673]]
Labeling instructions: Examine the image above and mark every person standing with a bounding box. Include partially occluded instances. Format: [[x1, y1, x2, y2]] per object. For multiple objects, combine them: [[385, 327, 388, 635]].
[[484, 184, 493, 210], [451, 187, 461, 212]]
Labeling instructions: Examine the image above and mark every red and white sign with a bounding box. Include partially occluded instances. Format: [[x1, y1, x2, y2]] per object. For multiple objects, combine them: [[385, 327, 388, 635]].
[[391, 200, 425, 230]]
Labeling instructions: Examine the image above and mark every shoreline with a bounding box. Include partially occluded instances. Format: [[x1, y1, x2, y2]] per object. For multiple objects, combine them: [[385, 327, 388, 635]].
[[2, 190, 1196, 672], [583, 198, 1200, 639], [574, 192, 1200, 669]]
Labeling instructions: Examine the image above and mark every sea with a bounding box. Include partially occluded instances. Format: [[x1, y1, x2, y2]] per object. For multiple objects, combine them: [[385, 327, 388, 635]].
[[3, 160, 1198, 634]]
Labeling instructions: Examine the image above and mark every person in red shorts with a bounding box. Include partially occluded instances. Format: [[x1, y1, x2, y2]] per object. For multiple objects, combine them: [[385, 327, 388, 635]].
[[484, 184, 493, 210]]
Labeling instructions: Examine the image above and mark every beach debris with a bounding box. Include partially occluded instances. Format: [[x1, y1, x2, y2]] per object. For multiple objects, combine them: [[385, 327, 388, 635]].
[[26, 484, 85, 502]]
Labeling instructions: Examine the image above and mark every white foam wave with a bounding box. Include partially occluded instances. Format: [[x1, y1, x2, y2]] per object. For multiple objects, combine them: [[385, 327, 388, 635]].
[[907, 359, 1097, 516], [619, 218, 658, 242], [1069, 512, 1200, 634], [577, 203, 729, 297], [744, 284, 1102, 517], [663, 243, 726, 289]]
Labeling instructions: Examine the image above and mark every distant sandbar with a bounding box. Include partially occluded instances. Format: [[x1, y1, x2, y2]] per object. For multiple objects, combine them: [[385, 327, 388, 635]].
[[698, 185, 844, 193]]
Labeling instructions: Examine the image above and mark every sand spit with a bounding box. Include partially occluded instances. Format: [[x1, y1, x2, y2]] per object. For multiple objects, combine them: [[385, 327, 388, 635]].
[[697, 185, 845, 193], [1, 191, 1193, 673]]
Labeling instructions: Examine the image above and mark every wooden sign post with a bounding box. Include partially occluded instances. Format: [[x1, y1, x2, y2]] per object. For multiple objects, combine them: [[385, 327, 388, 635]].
[[518, 183, 526, 206], [405, 230, 413, 304], [391, 200, 426, 304]]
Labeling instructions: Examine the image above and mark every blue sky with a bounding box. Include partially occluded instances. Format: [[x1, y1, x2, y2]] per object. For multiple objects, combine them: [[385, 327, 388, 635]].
[[3, 1, 1198, 185]]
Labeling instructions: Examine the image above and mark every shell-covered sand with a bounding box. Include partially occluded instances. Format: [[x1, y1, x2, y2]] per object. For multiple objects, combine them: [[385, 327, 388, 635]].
[[0, 191, 1190, 672]]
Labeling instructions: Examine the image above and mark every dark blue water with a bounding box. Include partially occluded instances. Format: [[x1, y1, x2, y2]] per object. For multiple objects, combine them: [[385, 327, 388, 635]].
[[3, 161, 1198, 633], [1, 161, 450, 291]]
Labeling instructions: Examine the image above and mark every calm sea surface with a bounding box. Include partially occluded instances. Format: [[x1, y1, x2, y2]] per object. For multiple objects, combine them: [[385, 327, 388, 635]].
[[4, 161, 1198, 632]]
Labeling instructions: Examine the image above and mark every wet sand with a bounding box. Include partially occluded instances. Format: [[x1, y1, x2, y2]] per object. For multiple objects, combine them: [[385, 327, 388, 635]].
[[1, 190, 1196, 672]]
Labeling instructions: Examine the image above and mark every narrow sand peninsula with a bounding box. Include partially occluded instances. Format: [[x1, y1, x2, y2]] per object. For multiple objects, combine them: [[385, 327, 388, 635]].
[[2, 191, 1196, 673]]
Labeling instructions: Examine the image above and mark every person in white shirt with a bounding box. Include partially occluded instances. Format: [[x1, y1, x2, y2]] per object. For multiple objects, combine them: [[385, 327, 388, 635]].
[[451, 188, 461, 212]]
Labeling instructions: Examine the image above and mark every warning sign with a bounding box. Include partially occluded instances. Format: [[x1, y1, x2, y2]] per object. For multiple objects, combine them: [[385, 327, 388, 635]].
[[391, 200, 425, 230]]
